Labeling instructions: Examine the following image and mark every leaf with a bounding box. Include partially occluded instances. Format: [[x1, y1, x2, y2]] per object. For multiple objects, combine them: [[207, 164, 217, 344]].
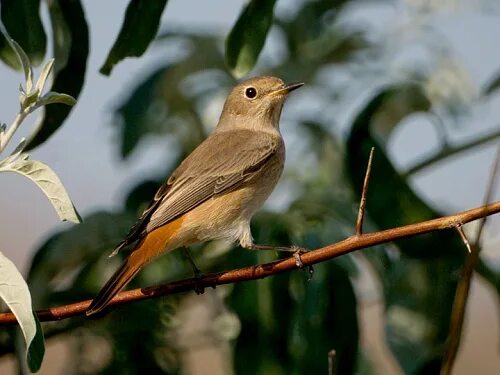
[[225, 0, 277, 78], [27, 314, 45, 372], [0, 0, 47, 66], [24, 0, 89, 151], [38, 91, 76, 107], [0, 251, 45, 372], [0, 155, 81, 223], [7, 38, 34, 93], [34, 58, 55, 95], [0, 30, 20, 69], [100, 0, 169, 76]]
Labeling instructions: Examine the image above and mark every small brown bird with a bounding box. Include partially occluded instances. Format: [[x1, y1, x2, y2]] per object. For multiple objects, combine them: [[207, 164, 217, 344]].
[[86, 76, 303, 316]]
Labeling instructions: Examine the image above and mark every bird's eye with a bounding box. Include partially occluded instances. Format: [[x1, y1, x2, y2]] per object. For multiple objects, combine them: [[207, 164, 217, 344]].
[[245, 87, 257, 99]]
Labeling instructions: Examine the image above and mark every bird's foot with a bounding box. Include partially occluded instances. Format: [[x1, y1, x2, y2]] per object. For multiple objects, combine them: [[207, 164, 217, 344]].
[[291, 246, 314, 281]]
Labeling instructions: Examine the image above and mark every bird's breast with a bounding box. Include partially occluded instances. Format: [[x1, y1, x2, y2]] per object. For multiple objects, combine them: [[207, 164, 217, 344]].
[[174, 144, 285, 245]]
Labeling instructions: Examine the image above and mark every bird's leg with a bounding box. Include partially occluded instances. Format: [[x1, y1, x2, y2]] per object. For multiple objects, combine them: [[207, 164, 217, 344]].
[[182, 247, 205, 294], [246, 243, 309, 270]]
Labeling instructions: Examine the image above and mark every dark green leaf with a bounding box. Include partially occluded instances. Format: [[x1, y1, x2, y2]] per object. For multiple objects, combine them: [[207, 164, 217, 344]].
[[225, 0, 277, 77], [0, 0, 46, 66], [100, 0, 169, 76], [24, 0, 89, 150], [27, 314, 45, 372]]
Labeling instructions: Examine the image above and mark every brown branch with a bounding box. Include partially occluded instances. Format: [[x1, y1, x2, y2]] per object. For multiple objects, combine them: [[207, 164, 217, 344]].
[[355, 147, 374, 235], [441, 146, 500, 375], [0, 202, 499, 325]]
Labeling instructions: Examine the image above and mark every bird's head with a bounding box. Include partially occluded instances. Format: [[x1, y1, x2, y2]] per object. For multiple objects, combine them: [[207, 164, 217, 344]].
[[218, 76, 303, 131]]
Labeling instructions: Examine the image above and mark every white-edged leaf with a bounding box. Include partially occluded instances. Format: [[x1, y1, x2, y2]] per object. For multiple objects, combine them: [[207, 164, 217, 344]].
[[0, 155, 81, 223], [38, 91, 76, 107], [0, 251, 45, 372], [35, 59, 55, 96], [8, 39, 33, 93]]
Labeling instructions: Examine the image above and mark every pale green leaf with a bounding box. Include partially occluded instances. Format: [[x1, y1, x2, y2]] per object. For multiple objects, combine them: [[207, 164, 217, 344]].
[[0, 155, 81, 223], [0, 251, 45, 372], [8, 38, 33, 93], [38, 91, 76, 107], [34, 58, 55, 96]]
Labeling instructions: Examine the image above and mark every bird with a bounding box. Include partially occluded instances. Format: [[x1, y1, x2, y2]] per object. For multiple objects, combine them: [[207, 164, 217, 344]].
[[86, 76, 304, 316]]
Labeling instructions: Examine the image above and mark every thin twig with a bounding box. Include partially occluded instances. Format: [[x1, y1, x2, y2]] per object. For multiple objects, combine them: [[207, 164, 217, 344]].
[[440, 147, 500, 375], [403, 128, 500, 177], [0, 201, 499, 325], [328, 349, 336, 375], [455, 225, 471, 253], [355, 147, 374, 235]]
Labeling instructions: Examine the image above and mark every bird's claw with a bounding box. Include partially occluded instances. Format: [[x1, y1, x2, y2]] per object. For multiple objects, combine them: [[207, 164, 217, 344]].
[[291, 246, 307, 268], [193, 270, 205, 295], [291, 246, 314, 281]]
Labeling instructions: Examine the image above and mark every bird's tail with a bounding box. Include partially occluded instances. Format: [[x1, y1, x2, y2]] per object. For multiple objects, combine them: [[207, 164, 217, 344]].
[[86, 217, 184, 316], [86, 251, 144, 316]]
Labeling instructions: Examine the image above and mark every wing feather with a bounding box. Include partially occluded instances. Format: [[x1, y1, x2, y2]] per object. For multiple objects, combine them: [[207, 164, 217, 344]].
[[113, 129, 282, 252]]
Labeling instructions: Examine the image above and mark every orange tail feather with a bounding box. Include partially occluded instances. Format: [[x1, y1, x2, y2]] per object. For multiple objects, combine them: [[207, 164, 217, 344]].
[[85, 252, 144, 316], [86, 217, 183, 316]]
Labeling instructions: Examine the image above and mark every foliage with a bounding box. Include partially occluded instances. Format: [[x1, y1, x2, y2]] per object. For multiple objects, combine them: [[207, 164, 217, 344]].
[[1, 0, 500, 374], [0, 38, 78, 371]]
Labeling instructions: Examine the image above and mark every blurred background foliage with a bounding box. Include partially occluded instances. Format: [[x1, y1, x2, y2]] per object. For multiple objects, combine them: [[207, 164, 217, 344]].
[[1, 0, 500, 374]]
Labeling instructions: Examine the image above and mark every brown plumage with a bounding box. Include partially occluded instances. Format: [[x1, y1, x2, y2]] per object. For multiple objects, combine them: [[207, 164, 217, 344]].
[[86, 76, 303, 316]]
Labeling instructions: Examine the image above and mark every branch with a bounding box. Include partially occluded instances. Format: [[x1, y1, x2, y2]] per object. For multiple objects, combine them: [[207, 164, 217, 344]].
[[0, 202, 499, 325], [403, 128, 500, 177], [355, 147, 374, 235], [441, 146, 500, 375]]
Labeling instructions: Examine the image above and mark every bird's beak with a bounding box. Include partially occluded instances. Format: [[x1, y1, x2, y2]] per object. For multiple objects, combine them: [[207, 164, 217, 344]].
[[270, 82, 304, 96]]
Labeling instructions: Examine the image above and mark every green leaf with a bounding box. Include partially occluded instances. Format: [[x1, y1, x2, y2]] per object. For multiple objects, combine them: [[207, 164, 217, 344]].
[[225, 0, 277, 78], [100, 0, 169, 76], [0, 251, 45, 372], [34, 58, 55, 95], [38, 91, 76, 107], [7, 38, 34, 93], [27, 314, 45, 372], [0, 30, 20, 69], [0, 154, 81, 223], [0, 0, 47, 66], [24, 0, 89, 151]]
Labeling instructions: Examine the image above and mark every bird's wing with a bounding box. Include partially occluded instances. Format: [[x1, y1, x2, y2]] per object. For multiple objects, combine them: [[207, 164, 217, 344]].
[[111, 129, 281, 254], [147, 129, 281, 231]]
